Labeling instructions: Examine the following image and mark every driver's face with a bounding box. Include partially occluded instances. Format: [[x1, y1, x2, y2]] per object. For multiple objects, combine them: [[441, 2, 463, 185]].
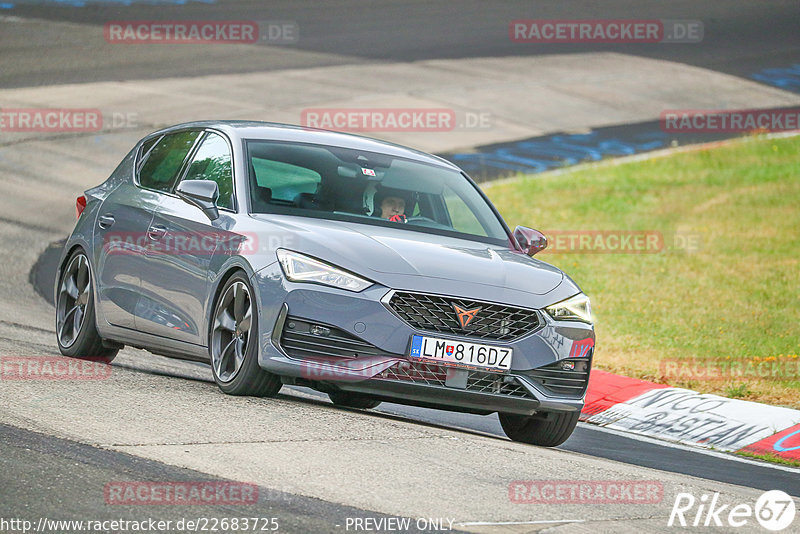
[[380, 196, 406, 218]]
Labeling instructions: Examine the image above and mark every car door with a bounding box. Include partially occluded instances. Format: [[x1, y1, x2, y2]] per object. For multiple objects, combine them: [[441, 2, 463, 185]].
[[94, 131, 200, 329], [135, 130, 237, 345]]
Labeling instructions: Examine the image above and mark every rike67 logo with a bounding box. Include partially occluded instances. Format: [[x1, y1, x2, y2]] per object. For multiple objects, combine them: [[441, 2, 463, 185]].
[[669, 490, 796, 531]]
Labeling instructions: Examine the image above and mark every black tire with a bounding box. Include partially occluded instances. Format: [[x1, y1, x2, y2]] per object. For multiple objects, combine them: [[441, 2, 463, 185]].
[[209, 272, 281, 397], [499, 410, 580, 447], [328, 391, 382, 410], [55, 249, 117, 362]]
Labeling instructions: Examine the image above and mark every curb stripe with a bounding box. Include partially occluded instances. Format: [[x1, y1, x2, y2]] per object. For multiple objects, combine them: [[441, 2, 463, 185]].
[[581, 370, 800, 462], [740, 424, 800, 460], [580, 369, 667, 418]]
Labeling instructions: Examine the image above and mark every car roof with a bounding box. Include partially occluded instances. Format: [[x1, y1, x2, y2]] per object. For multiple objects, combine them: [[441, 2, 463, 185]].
[[148, 120, 460, 171]]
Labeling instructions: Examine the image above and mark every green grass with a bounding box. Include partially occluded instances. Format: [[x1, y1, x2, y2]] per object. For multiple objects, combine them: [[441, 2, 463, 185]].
[[484, 135, 800, 407], [736, 450, 800, 469], [724, 382, 752, 399]]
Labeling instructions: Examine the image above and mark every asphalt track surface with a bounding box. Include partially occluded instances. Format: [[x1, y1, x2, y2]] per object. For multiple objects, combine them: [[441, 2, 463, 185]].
[[3, 1, 800, 531], [275, 389, 800, 498], [1, 0, 799, 88], [1, 423, 422, 533]]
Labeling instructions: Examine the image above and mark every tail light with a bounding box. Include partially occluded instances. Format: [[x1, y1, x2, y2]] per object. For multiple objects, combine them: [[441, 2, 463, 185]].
[[76, 195, 87, 219]]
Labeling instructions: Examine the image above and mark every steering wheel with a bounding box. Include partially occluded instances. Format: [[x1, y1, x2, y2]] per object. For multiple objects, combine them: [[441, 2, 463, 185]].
[[405, 216, 437, 224]]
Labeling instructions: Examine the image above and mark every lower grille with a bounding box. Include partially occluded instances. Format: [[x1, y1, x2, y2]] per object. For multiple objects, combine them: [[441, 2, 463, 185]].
[[280, 317, 389, 360], [376, 361, 531, 398], [523, 357, 591, 398]]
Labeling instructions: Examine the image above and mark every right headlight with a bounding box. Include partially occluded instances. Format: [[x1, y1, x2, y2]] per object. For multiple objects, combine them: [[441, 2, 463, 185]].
[[276, 249, 373, 292], [545, 293, 593, 323]]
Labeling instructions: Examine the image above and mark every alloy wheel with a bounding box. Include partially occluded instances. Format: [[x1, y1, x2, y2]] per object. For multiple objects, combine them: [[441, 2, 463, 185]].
[[211, 281, 253, 383], [56, 253, 91, 348]]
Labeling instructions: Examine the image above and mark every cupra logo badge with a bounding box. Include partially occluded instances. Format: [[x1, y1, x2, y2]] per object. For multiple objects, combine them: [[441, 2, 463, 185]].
[[452, 304, 482, 328]]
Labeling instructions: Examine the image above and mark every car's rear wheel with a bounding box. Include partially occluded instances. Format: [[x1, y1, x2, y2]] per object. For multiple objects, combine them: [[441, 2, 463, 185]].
[[210, 272, 281, 396], [56, 249, 117, 362], [328, 391, 382, 410], [498, 410, 579, 447]]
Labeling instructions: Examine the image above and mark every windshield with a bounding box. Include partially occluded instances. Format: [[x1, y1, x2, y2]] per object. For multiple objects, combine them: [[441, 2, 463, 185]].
[[246, 140, 509, 244]]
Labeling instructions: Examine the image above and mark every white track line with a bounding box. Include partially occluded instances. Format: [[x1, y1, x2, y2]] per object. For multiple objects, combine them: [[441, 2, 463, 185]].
[[457, 519, 586, 526]]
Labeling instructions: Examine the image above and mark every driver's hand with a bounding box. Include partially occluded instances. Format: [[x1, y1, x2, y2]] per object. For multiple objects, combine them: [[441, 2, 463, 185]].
[[389, 214, 407, 223]]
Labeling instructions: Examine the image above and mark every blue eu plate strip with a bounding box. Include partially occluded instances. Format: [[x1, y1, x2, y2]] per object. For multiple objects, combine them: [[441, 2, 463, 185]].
[[410, 335, 422, 358]]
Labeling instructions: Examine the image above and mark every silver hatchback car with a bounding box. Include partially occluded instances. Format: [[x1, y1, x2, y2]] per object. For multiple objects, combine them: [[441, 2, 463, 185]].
[[56, 121, 594, 446]]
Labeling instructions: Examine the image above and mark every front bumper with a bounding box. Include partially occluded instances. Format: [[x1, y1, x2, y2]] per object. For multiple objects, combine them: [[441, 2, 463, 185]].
[[252, 265, 594, 416]]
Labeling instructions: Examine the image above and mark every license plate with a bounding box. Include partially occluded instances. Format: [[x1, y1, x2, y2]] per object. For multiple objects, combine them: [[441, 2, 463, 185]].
[[409, 335, 512, 372]]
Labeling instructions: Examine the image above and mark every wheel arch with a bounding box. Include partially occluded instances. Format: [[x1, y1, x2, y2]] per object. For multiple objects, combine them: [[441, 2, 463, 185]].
[[54, 241, 90, 305], [205, 260, 258, 345]]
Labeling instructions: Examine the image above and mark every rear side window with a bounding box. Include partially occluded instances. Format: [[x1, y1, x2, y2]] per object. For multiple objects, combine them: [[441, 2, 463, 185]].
[[138, 131, 200, 192], [182, 132, 235, 210], [139, 135, 160, 163]]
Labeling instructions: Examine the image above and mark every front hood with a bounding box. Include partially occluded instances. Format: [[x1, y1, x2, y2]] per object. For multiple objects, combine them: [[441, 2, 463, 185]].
[[251, 214, 564, 297]]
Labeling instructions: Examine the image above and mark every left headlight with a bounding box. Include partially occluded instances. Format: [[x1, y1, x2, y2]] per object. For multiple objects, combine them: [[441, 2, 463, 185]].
[[545, 293, 593, 323], [276, 249, 373, 292]]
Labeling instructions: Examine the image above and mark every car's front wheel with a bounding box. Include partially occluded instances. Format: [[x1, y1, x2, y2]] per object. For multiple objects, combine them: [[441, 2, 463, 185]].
[[328, 391, 382, 410], [210, 272, 281, 396], [499, 411, 579, 447], [55, 249, 118, 362]]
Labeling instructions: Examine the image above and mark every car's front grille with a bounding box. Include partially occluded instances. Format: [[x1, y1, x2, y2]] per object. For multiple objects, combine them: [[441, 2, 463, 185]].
[[280, 317, 388, 360], [386, 291, 540, 341], [523, 357, 591, 398], [376, 361, 532, 398]]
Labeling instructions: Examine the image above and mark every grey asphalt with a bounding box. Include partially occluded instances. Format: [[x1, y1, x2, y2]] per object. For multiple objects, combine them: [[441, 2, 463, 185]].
[[3, 1, 800, 530], [367, 396, 800, 498], [0, 423, 443, 533], [1, 0, 798, 88]]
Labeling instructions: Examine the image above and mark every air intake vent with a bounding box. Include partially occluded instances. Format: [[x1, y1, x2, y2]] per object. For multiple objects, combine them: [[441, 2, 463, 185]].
[[280, 317, 390, 360], [524, 357, 591, 398], [376, 361, 532, 399]]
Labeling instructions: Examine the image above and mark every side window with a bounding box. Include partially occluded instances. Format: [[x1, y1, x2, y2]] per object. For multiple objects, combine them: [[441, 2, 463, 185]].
[[138, 131, 200, 192], [251, 158, 321, 202], [182, 132, 235, 210]]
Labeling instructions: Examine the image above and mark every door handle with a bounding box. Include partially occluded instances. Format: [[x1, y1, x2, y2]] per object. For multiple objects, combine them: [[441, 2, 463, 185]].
[[148, 224, 167, 240], [98, 214, 115, 229]]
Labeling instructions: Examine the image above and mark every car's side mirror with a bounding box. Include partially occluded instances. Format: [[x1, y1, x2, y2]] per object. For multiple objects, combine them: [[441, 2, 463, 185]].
[[176, 180, 220, 220], [513, 226, 547, 256]]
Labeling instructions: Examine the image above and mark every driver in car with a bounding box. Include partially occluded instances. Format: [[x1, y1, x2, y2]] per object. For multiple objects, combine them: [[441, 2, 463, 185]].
[[372, 186, 408, 223]]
